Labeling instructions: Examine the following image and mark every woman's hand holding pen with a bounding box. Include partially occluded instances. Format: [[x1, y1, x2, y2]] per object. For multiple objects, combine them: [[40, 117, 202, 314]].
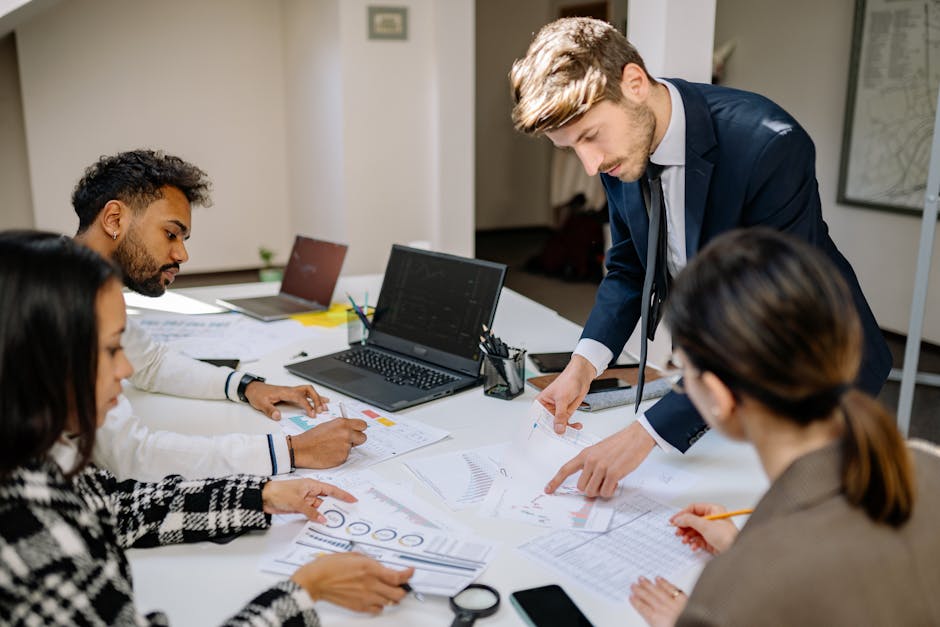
[[670, 502, 740, 555], [261, 478, 357, 523], [292, 553, 415, 614]]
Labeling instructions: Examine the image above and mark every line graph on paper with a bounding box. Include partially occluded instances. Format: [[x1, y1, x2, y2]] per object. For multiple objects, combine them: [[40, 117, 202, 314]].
[[484, 484, 614, 532]]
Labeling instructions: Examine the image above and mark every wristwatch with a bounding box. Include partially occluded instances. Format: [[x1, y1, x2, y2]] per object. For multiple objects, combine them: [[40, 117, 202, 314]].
[[236, 373, 266, 402]]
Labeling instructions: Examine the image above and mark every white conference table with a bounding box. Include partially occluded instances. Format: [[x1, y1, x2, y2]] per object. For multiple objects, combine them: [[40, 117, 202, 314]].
[[126, 275, 768, 627]]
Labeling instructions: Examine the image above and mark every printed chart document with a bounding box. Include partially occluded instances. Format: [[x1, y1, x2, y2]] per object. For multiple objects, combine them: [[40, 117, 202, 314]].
[[480, 401, 615, 531], [132, 312, 314, 361], [404, 443, 508, 510], [281, 398, 449, 474], [519, 463, 706, 603], [263, 480, 494, 596]]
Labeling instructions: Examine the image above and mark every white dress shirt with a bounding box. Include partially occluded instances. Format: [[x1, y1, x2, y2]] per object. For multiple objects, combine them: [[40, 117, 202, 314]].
[[93, 318, 291, 481], [574, 79, 688, 453]]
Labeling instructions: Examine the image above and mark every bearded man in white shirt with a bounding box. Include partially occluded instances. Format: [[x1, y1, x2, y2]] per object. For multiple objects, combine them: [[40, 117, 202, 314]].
[[73, 149, 367, 481]]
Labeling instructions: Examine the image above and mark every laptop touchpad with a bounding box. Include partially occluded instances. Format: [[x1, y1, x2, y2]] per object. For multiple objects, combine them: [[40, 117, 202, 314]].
[[321, 367, 366, 383]]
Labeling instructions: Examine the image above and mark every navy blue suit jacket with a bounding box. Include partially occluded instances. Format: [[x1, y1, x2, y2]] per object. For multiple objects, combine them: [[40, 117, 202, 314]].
[[582, 79, 892, 452]]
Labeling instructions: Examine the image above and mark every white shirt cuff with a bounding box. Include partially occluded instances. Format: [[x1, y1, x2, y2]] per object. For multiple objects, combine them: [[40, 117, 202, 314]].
[[225, 370, 244, 402], [272, 434, 292, 475], [574, 339, 614, 377], [637, 413, 681, 454]]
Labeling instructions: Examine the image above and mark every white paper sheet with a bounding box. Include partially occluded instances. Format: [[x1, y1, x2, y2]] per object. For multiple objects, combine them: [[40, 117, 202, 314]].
[[132, 312, 315, 361], [404, 443, 508, 510], [479, 401, 615, 531], [518, 491, 709, 603], [281, 399, 450, 474], [262, 480, 494, 596]]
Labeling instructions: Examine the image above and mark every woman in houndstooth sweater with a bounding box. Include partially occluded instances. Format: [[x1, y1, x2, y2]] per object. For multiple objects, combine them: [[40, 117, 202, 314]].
[[0, 231, 413, 626]]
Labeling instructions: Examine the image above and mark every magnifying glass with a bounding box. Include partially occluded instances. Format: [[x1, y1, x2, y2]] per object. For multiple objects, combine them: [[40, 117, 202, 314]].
[[449, 583, 500, 626]]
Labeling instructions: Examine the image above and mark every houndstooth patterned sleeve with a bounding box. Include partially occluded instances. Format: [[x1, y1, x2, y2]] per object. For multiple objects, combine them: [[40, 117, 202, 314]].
[[224, 580, 321, 626], [78, 468, 271, 549]]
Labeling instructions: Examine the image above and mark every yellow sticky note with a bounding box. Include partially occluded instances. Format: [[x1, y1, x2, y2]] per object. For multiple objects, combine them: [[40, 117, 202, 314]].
[[377, 418, 396, 427], [290, 303, 349, 327]]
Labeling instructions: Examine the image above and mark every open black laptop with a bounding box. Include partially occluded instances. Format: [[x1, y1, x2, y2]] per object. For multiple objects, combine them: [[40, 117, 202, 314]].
[[286, 245, 507, 411], [217, 236, 347, 321]]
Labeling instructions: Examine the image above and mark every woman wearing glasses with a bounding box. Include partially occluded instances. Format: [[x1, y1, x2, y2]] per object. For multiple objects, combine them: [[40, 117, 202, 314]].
[[0, 231, 412, 625], [629, 228, 940, 626]]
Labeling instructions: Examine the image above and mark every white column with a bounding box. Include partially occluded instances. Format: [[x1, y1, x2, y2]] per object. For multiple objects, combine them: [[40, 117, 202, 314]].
[[627, 0, 716, 82]]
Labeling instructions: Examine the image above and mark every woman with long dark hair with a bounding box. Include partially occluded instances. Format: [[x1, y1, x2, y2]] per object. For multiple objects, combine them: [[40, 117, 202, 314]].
[[0, 231, 412, 625], [629, 228, 940, 626]]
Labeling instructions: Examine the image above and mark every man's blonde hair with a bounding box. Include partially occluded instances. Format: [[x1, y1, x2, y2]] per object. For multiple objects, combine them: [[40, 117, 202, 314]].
[[510, 17, 654, 134]]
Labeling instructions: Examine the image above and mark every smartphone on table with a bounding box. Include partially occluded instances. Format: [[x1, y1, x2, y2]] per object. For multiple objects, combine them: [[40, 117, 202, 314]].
[[587, 377, 632, 393], [510, 584, 594, 627], [529, 351, 639, 373]]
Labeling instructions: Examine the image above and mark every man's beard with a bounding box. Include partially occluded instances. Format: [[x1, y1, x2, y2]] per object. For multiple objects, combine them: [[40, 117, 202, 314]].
[[113, 229, 178, 297], [599, 100, 656, 182]]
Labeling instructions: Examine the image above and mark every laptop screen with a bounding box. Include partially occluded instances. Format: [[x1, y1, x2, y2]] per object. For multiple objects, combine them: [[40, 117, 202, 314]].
[[370, 246, 506, 370], [279, 236, 347, 305]]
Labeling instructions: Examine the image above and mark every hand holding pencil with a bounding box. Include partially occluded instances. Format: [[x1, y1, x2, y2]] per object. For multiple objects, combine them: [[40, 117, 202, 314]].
[[669, 503, 741, 556]]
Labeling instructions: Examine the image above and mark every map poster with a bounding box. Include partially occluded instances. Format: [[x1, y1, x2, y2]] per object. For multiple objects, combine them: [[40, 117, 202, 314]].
[[838, 0, 940, 214]]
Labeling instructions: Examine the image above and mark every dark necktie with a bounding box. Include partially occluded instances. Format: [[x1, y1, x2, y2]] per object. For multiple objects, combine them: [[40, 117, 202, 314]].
[[635, 162, 670, 412]]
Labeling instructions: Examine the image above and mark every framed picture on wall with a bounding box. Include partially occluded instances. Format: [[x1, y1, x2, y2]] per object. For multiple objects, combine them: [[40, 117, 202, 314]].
[[837, 0, 940, 215]]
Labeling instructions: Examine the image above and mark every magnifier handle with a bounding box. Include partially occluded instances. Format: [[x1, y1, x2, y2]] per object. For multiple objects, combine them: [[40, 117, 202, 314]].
[[450, 611, 477, 627]]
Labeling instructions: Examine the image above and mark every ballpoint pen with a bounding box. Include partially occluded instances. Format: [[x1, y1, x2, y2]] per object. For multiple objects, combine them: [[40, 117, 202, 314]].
[[401, 582, 425, 602], [345, 293, 372, 331]]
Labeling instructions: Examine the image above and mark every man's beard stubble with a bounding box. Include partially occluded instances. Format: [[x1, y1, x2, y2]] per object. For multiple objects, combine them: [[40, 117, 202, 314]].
[[113, 229, 177, 297]]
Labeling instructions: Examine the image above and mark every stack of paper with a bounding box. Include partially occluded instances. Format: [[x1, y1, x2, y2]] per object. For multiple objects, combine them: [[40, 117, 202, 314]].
[[262, 479, 495, 597], [478, 401, 616, 531]]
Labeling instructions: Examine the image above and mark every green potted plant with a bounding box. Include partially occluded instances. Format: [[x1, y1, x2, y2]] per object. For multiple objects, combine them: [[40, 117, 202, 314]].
[[258, 246, 283, 282]]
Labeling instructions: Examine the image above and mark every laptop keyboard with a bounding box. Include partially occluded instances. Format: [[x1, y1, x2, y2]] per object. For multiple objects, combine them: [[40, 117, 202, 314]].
[[335, 348, 459, 390]]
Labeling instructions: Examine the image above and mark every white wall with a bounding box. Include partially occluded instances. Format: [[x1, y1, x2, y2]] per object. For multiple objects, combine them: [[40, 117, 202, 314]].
[[339, 0, 434, 273], [13, 0, 474, 275], [282, 0, 474, 274], [282, 0, 346, 248], [15, 0, 293, 272], [715, 0, 940, 343], [430, 0, 475, 257], [0, 33, 32, 229]]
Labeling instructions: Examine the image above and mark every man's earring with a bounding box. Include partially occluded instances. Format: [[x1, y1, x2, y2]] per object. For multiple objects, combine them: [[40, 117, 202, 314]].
[[112, 232, 118, 240]]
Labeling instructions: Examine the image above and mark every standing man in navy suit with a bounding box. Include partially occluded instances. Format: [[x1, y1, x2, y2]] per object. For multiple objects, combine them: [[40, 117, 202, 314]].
[[510, 17, 892, 497]]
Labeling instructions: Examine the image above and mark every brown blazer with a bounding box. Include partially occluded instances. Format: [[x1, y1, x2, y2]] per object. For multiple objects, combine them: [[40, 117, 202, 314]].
[[677, 441, 940, 627]]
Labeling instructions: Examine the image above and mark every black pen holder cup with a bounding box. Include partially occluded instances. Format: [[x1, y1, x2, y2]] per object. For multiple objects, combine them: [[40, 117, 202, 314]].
[[483, 348, 526, 400], [346, 307, 374, 345]]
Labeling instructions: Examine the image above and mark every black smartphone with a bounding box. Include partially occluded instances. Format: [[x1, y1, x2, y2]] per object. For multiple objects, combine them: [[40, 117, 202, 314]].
[[587, 377, 632, 393], [197, 358, 241, 370], [528, 351, 573, 373], [530, 351, 640, 373], [510, 584, 594, 627]]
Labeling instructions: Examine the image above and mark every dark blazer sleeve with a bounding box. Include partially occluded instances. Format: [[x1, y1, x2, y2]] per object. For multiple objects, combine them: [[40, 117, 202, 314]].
[[580, 175, 645, 352]]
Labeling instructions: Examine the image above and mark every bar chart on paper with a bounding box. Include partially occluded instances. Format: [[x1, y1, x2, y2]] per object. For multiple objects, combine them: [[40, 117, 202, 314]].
[[282, 398, 449, 473], [405, 443, 508, 510]]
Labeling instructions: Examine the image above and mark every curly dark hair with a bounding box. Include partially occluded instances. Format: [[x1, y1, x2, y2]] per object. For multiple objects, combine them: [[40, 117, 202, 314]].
[[72, 149, 212, 233]]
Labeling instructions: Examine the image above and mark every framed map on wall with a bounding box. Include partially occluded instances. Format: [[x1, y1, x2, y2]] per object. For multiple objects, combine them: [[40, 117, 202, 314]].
[[838, 0, 940, 215]]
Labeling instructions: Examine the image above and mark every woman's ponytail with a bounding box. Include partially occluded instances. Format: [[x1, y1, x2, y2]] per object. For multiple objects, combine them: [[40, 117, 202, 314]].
[[840, 389, 914, 526]]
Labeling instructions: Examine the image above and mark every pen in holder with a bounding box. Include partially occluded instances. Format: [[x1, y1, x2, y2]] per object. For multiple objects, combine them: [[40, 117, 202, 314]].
[[346, 306, 374, 345], [482, 347, 526, 400]]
